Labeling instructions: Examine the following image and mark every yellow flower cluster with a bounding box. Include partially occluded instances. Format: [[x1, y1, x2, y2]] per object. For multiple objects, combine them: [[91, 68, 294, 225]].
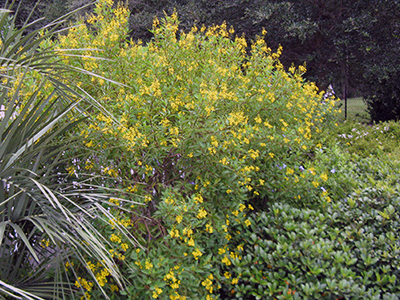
[[152, 286, 163, 299], [197, 208, 208, 219], [164, 267, 182, 290], [75, 277, 94, 292], [39, 238, 50, 248], [201, 274, 215, 293], [192, 248, 203, 260]]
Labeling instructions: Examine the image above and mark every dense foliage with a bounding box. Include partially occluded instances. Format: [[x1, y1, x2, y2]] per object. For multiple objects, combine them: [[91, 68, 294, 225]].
[[2, 0, 400, 299], [363, 71, 400, 122], [229, 192, 400, 299]]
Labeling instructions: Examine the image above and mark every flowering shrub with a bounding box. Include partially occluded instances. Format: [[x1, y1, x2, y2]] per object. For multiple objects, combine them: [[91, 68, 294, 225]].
[[36, 0, 340, 298]]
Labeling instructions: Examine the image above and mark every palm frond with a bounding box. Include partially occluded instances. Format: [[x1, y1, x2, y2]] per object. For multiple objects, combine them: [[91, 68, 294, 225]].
[[0, 2, 137, 299]]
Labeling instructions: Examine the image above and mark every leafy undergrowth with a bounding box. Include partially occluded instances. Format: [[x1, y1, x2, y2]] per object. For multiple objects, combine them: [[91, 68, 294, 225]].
[[323, 120, 400, 159], [223, 145, 400, 299]]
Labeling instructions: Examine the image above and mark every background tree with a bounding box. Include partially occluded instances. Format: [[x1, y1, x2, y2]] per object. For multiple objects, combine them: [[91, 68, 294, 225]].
[[357, 0, 400, 121]]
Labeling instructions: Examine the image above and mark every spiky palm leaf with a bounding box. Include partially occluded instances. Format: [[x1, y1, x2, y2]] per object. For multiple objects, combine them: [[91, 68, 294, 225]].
[[0, 3, 138, 299]]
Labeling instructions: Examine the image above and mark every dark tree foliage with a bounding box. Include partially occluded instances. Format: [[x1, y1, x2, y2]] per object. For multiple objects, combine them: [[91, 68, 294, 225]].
[[357, 0, 400, 122], [0, 0, 92, 34], [126, 0, 252, 42], [0, 0, 49, 31], [364, 71, 400, 122]]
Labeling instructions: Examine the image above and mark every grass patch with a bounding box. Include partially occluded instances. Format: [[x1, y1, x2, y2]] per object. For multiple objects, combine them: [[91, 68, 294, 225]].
[[337, 97, 370, 122]]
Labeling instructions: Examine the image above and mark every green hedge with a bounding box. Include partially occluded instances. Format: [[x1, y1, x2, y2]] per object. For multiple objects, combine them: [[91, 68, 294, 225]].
[[227, 190, 400, 299]]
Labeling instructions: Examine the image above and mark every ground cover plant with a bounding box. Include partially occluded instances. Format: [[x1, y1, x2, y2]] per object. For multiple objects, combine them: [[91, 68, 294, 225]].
[[4, 0, 400, 299], [324, 120, 400, 158]]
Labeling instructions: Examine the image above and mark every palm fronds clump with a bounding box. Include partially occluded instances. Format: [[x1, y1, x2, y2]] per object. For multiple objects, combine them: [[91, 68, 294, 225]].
[[0, 3, 136, 299]]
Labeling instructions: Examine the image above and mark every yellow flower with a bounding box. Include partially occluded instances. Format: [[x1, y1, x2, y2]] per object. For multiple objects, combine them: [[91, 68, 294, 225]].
[[192, 248, 203, 260], [109, 198, 120, 206], [176, 215, 183, 224], [170, 229, 180, 238], [145, 259, 153, 270], [121, 243, 129, 251], [222, 255, 231, 266], [244, 219, 251, 227], [194, 194, 203, 203], [170, 282, 180, 289], [231, 278, 239, 284], [110, 233, 121, 243], [110, 284, 119, 292], [197, 208, 207, 219], [151, 286, 163, 299], [320, 173, 328, 181], [286, 168, 294, 175], [206, 223, 214, 233], [67, 166, 76, 176]]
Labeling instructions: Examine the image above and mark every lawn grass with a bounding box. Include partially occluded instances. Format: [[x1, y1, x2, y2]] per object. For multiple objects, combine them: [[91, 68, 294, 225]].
[[337, 97, 370, 122]]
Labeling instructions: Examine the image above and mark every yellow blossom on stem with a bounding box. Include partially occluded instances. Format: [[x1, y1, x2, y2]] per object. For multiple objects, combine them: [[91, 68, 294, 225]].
[[176, 215, 183, 223], [192, 248, 202, 260], [197, 208, 207, 219]]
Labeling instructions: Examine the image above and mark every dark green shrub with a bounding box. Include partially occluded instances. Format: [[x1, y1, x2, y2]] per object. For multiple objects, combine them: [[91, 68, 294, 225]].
[[225, 189, 400, 299], [363, 71, 400, 122]]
